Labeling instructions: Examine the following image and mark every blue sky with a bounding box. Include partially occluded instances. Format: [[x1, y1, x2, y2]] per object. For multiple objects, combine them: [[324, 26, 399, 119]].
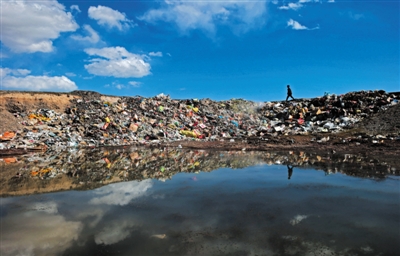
[[1, 0, 399, 101]]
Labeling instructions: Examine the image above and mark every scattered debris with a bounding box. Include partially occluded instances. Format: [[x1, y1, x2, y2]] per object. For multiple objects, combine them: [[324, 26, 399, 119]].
[[0, 90, 398, 153]]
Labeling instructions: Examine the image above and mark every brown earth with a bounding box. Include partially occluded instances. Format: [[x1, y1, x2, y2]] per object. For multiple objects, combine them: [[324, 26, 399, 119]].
[[1, 90, 400, 158], [0, 92, 78, 132], [0, 91, 120, 133]]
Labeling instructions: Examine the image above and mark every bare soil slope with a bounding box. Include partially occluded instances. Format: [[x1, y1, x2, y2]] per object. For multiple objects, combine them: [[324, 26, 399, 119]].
[[0, 92, 79, 133], [0, 91, 120, 133], [355, 103, 400, 135]]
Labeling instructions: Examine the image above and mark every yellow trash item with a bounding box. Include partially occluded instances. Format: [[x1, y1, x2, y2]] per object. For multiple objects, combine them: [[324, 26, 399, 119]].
[[28, 113, 51, 122], [31, 168, 52, 177], [180, 130, 198, 138]]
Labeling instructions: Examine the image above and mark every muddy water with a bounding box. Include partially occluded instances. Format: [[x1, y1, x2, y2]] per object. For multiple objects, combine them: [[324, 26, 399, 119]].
[[1, 149, 399, 255]]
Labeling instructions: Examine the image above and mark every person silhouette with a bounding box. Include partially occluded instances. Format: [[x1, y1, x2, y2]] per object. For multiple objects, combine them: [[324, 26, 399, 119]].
[[286, 85, 295, 102], [287, 165, 294, 179]]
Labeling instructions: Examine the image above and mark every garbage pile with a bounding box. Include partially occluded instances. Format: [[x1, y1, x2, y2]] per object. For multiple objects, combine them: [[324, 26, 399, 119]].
[[0, 90, 398, 151], [257, 90, 398, 135], [1, 147, 398, 196]]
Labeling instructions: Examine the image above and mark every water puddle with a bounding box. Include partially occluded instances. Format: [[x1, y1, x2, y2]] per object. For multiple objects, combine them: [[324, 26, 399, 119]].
[[1, 148, 399, 255]]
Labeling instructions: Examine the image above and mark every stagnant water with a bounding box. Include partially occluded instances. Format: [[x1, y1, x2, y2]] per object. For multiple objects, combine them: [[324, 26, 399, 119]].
[[0, 148, 399, 256]]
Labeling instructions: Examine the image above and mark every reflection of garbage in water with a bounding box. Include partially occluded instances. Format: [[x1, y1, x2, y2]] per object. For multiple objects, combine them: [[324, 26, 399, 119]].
[[150, 234, 167, 239], [1, 147, 399, 196]]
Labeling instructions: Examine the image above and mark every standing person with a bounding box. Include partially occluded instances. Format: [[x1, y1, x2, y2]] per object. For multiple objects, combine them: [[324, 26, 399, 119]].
[[286, 84, 295, 102]]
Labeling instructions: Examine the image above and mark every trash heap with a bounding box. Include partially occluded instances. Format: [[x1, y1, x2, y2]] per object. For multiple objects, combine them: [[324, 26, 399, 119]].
[[0, 90, 398, 151], [1, 148, 398, 196], [257, 90, 398, 135]]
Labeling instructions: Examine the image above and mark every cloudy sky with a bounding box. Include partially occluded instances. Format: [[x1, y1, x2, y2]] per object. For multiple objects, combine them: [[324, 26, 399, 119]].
[[1, 0, 398, 101]]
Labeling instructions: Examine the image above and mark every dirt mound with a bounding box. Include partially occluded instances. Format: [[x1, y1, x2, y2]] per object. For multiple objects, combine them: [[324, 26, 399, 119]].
[[0, 108, 24, 133], [0, 92, 77, 133], [356, 103, 400, 135], [70, 90, 102, 100]]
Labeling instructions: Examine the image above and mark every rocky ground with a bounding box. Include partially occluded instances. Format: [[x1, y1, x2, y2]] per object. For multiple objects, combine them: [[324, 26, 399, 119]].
[[0, 90, 399, 158]]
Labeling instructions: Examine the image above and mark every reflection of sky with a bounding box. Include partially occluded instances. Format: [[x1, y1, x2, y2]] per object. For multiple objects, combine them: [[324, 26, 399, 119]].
[[1, 180, 154, 255], [1, 165, 399, 255], [0, 202, 82, 256], [95, 219, 136, 245], [90, 179, 153, 206]]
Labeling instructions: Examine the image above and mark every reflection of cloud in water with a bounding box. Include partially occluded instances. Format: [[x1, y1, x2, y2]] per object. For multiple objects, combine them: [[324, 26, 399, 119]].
[[0, 202, 82, 256], [289, 214, 308, 226], [95, 219, 136, 245], [27, 201, 58, 214], [77, 207, 105, 228], [152, 193, 165, 199], [90, 180, 153, 206]]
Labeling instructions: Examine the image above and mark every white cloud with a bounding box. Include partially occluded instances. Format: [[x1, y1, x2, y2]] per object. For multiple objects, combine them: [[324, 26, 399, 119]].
[[328, 0, 335, 2], [71, 25, 100, 43], [115, 83, 125, 89], [348, 12, 364, 20], [279, 2, 303, 10], [84, 47, 151, 78], [90, 180, 153, 206], [65, 72, 77, 77], [287, 19, 308, 29], [0, 68, 31, 78], [287, 19, 319, 30], [278, 0, 322, 10], [104, 81, 127, 89], [70, 5, 81, 13], [88, 5, 135, 31], [1, 68, 78, 91], [140, 0, 268, 36], [129, 81, 142, 88], [3, 76, 78, 91], [1, 0, 78, 53], [149, 51, 163, 57]]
